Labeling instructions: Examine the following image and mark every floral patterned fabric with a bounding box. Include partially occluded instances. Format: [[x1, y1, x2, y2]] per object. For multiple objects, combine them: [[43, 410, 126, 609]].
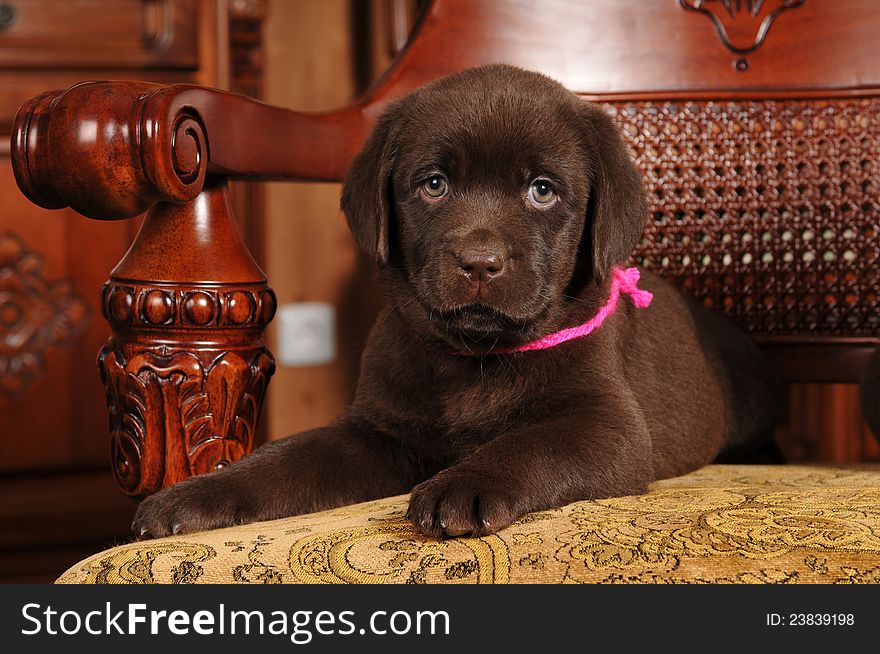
[[57, 464, 880, 584]]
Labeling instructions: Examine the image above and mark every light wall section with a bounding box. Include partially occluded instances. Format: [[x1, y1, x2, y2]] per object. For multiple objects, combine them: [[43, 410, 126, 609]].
[[261, 0, 388, 439]]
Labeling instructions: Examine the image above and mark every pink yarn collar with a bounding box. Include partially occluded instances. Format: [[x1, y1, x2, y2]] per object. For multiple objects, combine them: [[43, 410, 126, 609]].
[[464, 266, 653, 355]]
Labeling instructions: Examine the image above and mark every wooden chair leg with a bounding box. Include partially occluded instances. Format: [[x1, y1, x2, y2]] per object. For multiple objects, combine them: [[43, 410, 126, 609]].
[[11, 82, 287, 498], [97, 180, 276, 496], [860, 350, 880, 445]]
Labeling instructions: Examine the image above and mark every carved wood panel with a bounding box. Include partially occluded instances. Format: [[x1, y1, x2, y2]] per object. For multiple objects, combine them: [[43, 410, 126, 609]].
[[90, 179, 277, 497], [0, 232, 89, 396], [99, 343, 274, 494], [680, 0, 806, 59], [0, 0, 258, 581], [99, 278, 276, 491]]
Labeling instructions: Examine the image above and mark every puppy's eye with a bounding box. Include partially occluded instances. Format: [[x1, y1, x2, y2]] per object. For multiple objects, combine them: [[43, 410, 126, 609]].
[[422, 175, 448, 198], [528, 180, 556, 206]]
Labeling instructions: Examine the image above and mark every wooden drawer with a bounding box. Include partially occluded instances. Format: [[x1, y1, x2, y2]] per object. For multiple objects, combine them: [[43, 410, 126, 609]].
[[0, 0, 198, 69]]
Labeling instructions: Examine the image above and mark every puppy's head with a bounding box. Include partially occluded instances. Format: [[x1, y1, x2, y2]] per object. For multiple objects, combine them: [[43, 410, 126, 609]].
[[342, 64, 646, 350]]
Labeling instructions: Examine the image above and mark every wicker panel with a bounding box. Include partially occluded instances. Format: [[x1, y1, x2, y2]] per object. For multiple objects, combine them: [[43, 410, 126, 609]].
[[605, 99, 880, 340]]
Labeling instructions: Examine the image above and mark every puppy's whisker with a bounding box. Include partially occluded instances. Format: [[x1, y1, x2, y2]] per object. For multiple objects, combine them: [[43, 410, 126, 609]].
[[377, 291, 420, 329], [502, 353, 520, 376], [560, 294, 597, 306]]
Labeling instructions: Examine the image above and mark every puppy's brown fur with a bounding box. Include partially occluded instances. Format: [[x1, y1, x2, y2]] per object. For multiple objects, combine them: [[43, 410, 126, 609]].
[[134, 65, 781, 539]]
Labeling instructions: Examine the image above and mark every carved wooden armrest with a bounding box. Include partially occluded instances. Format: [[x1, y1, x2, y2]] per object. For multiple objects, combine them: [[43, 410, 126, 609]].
[[11, 81, 371, 496]]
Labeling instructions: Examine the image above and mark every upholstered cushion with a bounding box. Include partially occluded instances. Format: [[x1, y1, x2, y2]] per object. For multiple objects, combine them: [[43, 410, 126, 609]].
[[57, 464, 880, 584]]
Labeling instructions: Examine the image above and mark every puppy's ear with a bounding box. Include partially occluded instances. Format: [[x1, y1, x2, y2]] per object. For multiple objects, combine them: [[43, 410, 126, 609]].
[[341, 103, 404, 267], [581, 103, 647, 282]]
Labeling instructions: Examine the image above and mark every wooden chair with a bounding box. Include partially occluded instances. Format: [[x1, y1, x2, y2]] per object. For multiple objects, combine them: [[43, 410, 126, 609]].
[[14, 0, 880, 583]]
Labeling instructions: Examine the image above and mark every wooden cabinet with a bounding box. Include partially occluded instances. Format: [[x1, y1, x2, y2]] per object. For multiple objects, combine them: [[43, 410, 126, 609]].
[[0, 0, 199, 68], [0, 0, 263, 582]]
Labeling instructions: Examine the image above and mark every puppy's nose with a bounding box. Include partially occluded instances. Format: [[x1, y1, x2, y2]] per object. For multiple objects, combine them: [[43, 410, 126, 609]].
[[457, 248, 505, 283]]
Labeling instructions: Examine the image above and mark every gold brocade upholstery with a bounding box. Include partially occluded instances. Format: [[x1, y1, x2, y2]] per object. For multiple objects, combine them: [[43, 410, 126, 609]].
[[57, 465, 880, 584]]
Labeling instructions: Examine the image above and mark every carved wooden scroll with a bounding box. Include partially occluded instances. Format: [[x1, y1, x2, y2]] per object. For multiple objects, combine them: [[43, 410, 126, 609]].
[[12, 83, 278, 496]]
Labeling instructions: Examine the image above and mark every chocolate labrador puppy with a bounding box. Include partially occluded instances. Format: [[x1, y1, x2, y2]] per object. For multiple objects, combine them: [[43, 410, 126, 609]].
[[133, 64, 781, 539]]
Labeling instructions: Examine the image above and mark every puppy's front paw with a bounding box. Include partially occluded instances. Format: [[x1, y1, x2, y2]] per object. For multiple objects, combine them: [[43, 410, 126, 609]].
[[406, 470, 520, 539], [132, 474, 251, 539]]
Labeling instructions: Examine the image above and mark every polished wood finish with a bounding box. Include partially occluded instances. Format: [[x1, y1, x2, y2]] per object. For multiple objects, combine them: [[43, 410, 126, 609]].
[[98, 180, 275, 496], [7, 0, 880, 508], [0, 469, 135, 582], [384, 0, 880, 98], [1, 3, 235, 474], [780, 384, 880, 463], [0, 0, 198, 69], [10, 83, 278, 498], [228, 0, 267, 269], [0, 0, 263, 580]]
